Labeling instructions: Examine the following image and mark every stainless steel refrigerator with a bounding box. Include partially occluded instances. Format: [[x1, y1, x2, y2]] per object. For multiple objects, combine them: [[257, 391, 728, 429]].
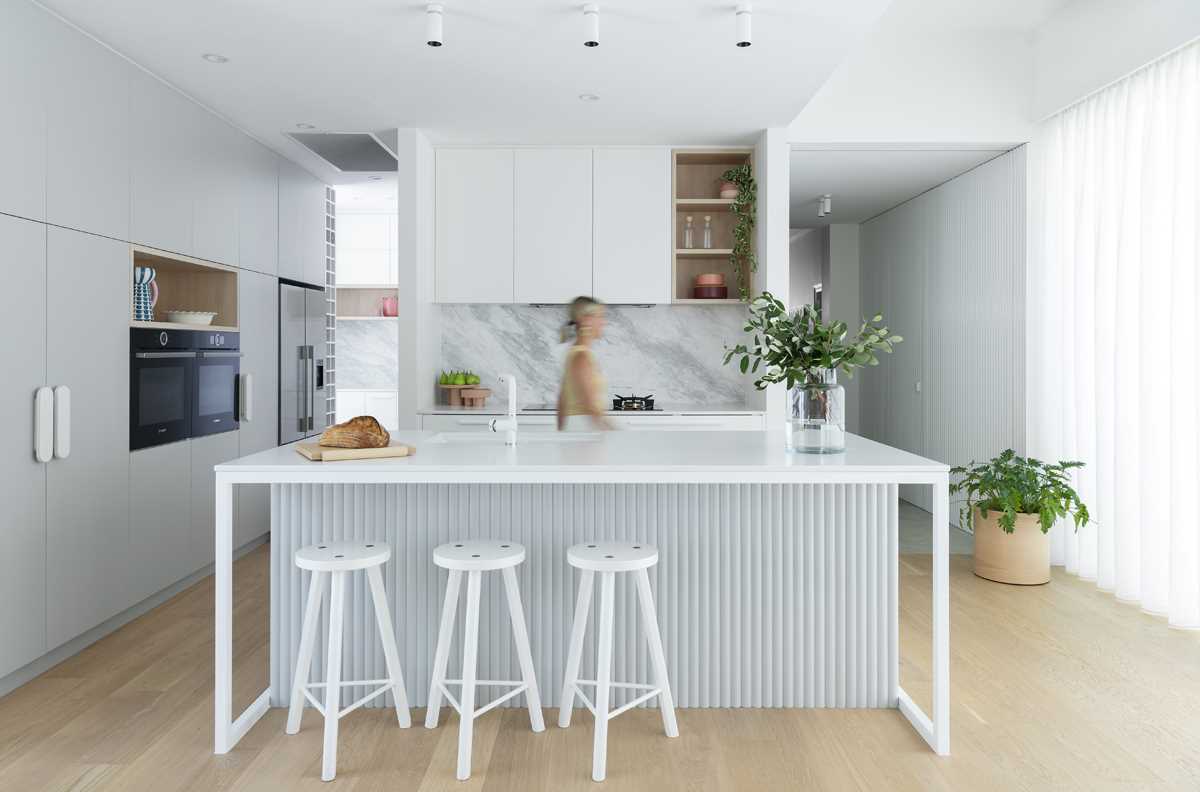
[[279, 282, 328, 444]]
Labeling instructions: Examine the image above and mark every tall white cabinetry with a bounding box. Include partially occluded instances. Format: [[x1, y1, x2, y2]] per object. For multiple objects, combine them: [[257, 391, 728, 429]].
[[236, 270, 280, 548], [514, 148, 593, 302], [436, 148, 515, 302], [1, 216, 47, 678], [45, 229, 132, 649], [593, 148, 671, 303], [279, 159, 328, 287], [0, 1, 47, 223]]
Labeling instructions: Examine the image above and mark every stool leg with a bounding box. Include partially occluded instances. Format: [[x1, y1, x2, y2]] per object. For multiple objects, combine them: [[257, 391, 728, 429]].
[[502, 566, 545, 733], [558, 569, 594, 728], [425, 569, 462, 729], [593, 571, 616, 783], [367, 565, 411, 729], [635, 568, 679, 738], [457, 570, 483, 781], [322, 570, 347, 782], [286, 570, 326, 735]]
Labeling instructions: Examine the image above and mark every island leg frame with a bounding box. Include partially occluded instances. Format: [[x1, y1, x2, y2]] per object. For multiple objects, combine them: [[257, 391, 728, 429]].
[[213, 470, 950, 756]]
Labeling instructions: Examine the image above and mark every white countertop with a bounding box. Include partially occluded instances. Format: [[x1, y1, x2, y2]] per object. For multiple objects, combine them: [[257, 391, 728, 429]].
[[419, 403, 763, 416], [215, 431, 947, 484]]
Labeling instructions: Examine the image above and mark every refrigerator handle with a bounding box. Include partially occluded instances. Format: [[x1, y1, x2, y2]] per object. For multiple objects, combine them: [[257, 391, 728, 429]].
[[296, 345, 307, 434], [306, 345, 315, 432]]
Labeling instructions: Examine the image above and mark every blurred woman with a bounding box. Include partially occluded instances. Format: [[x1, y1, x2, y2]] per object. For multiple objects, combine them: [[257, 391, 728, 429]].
[[557, 296, 615, 431]]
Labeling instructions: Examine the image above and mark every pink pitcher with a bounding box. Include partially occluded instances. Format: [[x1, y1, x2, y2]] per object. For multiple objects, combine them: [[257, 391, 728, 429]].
[[379, 296, 398, 317]]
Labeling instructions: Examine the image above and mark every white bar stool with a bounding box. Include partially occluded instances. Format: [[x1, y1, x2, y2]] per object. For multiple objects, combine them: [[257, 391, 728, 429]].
[[285, 541, 411, 782], [559, 542, 678, 782], [425, 540, 545, 780]]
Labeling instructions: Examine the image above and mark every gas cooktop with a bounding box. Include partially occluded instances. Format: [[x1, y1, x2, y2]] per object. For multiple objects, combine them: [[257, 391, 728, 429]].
[[611, 394, 660, 412]]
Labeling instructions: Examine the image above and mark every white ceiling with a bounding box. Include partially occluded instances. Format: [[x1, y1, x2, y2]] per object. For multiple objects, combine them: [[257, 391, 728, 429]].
[[36, 0, 890, 183], [789, 147, 1010, 228]]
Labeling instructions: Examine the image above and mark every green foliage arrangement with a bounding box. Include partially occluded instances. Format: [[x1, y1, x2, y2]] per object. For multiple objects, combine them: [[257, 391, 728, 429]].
[[721, 163, 757, 300], [950, 449, 1090, 534], [722, 292, 901, 389]]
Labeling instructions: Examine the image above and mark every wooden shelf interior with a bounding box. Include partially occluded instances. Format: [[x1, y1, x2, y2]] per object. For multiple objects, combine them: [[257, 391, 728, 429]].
[[672, 150, 753, 302], [131, 248, 238, 328], [336, 286, 398, 317]]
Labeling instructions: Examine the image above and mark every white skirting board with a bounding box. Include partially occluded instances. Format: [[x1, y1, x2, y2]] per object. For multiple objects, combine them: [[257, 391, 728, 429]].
[[270, 483, 898, 711]]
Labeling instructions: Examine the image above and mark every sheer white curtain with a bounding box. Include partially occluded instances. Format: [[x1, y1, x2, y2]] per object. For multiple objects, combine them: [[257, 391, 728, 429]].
[[1028, 39, 1200, 628]]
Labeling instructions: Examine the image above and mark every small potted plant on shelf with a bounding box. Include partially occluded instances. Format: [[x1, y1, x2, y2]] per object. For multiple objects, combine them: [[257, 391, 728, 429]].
[[950, 450, 1090, 585], [723, 291, 901, 453]]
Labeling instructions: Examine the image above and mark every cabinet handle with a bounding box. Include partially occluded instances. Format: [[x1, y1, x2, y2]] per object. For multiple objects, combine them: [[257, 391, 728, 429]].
[[53, 385, 71, 460], [240, 373, 253, 422], [135, 351, 196, 359], [34, 387, 53, 463]]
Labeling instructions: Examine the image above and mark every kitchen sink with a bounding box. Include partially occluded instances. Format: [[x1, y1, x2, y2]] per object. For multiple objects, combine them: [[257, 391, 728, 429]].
[[427, 431, 602, 445]]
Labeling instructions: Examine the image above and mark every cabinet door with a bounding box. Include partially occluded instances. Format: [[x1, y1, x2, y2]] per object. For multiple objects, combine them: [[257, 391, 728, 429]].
[[45, 228, 130, 648], [362, 391, 399, 431], [337, 213, 392, 285], [0, 0, 48, 222], [130, 71, 196, 255], [236, 270, 279, 548], [238, 141, 279, 276], [128, 441, 192, 602], [0, 216, 47, 677], [192, 115, 241, 266], [44, 14, 130, 240], [515, 148, 592, 302], [279, 160, 327, 287], [436, 149, 514, 302], [593, 148, 671, 303], [191, 431, 241, 569]]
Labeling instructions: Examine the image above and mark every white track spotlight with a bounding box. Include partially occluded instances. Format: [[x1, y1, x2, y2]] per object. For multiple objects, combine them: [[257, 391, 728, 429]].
[[583, 4, 600, 47], [426, 4, 444, 47], [821, 194, 832, 215], [735, 3, 752, 48]]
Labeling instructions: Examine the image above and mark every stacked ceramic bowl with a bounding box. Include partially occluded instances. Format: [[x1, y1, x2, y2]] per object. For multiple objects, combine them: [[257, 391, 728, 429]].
[[692, 273, 727, 299]]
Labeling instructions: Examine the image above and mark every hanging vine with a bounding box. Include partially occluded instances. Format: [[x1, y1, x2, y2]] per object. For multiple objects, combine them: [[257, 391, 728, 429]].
[[721, 163, 757, 300]]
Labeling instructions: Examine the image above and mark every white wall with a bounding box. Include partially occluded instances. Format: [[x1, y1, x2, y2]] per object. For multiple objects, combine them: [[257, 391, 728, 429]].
[[859, 147, 1026, 515], [1033, 0, 1200, 118], [826, 225, 862, 433]]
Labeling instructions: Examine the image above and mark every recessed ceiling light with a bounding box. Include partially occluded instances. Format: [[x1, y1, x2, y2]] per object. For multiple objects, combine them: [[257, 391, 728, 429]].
[[579, 93, 600, 103], [201, 53, 229, 64], [295, 123, 316, 130], [368, 175, 383, 181]]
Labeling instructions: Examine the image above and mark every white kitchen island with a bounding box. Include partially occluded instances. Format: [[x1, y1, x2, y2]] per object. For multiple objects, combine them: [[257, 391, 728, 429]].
[[213, 431, 950, 757]]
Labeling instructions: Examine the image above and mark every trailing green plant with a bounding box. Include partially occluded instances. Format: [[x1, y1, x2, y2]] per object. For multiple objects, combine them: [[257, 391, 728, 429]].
[[721, 163, 757, 300], [722, 291, 901, 389], [950, 449, 1089, 534]]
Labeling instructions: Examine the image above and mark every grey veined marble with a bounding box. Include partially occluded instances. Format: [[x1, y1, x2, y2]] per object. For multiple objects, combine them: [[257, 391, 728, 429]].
[[440, 304, 752, 408], [336, 319, 399, 389]]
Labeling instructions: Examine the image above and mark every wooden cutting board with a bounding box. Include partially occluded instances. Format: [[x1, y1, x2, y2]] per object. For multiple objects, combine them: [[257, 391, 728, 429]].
[[295, 442, 416, 462]]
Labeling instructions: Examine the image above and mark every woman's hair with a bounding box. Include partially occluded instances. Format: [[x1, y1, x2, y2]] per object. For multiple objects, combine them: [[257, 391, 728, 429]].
[[561, 296, 603, 343]]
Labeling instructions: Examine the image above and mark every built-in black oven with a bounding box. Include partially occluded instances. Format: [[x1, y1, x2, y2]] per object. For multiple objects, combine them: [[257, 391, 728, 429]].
[[129, 328, 240, 450], [192, 331, 240, 438]]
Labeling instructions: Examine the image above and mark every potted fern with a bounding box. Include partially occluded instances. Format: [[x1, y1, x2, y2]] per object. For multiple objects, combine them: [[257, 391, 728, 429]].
[[723, 292, 901, 453], [950, 450, 1090, 585]]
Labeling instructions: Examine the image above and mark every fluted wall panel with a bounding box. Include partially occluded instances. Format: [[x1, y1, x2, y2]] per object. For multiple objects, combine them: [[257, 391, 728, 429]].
[[270, 482, 898, 711]]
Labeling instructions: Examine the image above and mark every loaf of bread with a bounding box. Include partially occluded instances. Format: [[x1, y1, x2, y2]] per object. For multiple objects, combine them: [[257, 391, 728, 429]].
[[319, 415, 390, 449]]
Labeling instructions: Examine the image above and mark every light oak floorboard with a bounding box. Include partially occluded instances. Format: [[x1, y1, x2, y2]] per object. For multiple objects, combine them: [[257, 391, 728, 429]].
[[0, 546, 1197, 791]]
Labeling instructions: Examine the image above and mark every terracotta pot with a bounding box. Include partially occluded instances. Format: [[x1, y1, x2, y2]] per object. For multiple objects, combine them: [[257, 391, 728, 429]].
[[972, 507, 1050, 585], [694, 273, 726, 286], [719, 181, 739, 199]]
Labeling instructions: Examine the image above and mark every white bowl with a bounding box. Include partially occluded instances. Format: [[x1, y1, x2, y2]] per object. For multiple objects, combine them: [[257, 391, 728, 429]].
[[165, 310, 218, 326]]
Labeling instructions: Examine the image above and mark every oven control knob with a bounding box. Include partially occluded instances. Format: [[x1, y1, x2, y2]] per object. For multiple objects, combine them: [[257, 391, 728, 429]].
[[159, 331, 168, 346]]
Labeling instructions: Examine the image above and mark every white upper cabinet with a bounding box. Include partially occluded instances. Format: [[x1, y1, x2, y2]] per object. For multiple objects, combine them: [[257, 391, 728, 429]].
[[0, 1, 48, 222], [337, 212, 396, 285], [44, 13, 131, 240], [593, 148, 671, 303], [279, 159, 327, 287], [436, 148, 514, 302], [515, 148, 593, 303], [237, 140, 279, 276], [130, 71, 196, 255], [192, 114, 241, 266]]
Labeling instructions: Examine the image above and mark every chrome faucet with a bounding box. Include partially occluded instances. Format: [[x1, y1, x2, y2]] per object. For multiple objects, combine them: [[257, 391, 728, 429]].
[[490, 374, 518, 446]]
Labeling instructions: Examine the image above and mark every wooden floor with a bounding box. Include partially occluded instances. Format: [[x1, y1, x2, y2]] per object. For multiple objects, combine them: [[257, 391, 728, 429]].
[[1, 545, 1198, 792]]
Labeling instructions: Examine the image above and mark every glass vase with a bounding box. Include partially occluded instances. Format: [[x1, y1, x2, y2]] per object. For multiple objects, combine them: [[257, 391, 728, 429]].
[[786, 369, 846, 453]]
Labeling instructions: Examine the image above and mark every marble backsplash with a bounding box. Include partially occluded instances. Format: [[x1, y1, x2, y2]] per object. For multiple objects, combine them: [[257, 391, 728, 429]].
[[336, 319, 399, 389], [439, 304, 752, 408]]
